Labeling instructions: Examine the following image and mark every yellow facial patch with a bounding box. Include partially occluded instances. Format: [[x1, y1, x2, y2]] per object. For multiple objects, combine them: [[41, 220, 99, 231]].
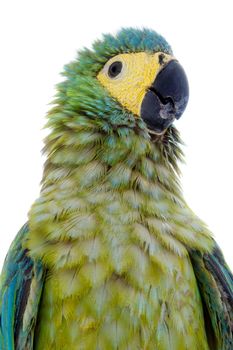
[[97, 52, 173, 116]]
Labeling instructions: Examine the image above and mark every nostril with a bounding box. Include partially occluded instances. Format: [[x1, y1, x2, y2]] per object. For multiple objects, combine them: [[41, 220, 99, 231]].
[[158, 53, 166, 65]]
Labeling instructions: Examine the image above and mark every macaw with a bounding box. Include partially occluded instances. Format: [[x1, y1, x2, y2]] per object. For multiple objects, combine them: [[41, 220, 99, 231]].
[[0, 28, 232, 350]]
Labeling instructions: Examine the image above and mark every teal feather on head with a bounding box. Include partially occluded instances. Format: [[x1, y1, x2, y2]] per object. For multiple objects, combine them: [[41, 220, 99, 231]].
[[65, 27, 173, 78]]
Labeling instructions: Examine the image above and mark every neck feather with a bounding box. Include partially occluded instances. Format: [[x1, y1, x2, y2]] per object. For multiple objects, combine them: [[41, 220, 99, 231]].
[[26, 113, 213, 267]]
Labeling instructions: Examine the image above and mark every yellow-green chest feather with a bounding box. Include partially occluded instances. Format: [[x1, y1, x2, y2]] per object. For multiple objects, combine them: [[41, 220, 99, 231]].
[[34, 243, 208, 350], [26, 129, 213, 349]]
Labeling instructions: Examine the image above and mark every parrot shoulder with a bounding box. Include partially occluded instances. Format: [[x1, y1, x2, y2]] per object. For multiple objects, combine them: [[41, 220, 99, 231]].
[[0, 223, 45, 350], [190, 243, 233, 350]]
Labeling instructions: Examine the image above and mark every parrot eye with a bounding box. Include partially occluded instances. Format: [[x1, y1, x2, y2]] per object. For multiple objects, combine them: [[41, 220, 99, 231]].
[[108, 61, 123, 78]]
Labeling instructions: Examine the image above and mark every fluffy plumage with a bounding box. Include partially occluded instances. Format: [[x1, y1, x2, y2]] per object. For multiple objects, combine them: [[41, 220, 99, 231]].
[[0, 28, 232, 350]]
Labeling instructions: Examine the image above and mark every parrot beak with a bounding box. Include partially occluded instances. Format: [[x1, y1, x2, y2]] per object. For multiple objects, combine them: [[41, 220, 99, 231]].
[[140, 60, 189, 134]]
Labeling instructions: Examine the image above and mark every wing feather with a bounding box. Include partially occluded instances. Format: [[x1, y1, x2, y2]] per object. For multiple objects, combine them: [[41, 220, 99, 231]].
[[0, 223, 45, 350], [190, 244, 233, 350]]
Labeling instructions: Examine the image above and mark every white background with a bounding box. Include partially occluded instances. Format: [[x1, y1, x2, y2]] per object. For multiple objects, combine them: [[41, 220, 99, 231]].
[[0, 0, 232, 270]]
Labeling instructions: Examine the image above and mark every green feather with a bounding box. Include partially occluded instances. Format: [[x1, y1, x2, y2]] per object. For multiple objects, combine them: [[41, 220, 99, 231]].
[[0, 224, 45, 350], [190, 246, 233, 349], [0, 28, 232, 349]]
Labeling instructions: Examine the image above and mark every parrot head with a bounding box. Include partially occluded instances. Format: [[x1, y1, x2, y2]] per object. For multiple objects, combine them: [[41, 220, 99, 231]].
[[59, 27, 189, 136]]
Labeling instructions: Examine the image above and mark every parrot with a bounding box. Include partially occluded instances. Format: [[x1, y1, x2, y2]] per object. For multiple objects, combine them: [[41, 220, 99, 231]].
[[0, 27, 233, 350]]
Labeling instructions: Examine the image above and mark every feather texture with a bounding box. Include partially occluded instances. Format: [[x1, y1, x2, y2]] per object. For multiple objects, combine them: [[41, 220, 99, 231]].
[[0, 28, 232, 349], [0, 224, 45, 350], [190, 245, 233, 349]]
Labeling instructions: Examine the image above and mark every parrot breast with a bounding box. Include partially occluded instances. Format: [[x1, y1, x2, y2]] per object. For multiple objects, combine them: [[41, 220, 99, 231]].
[[26, 124, 213, 350]]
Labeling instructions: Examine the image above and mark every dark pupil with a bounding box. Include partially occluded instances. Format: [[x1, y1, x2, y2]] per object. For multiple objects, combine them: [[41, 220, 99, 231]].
[[108, 61, 122, 78]]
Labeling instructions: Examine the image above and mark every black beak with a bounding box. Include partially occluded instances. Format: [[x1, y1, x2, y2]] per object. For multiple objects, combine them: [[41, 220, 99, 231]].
[[140, 60, 189, 133]]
